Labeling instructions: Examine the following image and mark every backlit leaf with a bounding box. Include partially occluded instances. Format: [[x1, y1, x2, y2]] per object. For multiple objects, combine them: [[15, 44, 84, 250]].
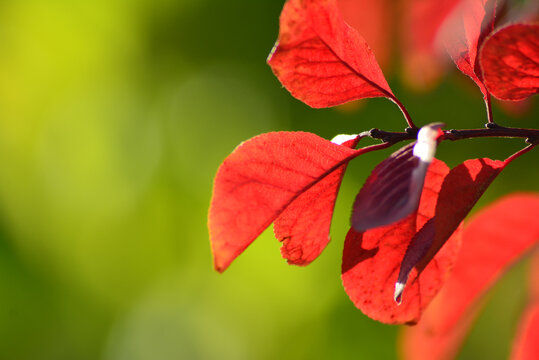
[[351, 124, 442, 232], [396, 157, 507, 289], [342, 154, 513, 324], [209, 132, 361, 272], [351, 143, 421, 232], [401, 193, 539, 360], [342, 159, 463, 324], [480, 23, 539, 101], [267, 0, 394, 108], [274, 134, 362, 266]]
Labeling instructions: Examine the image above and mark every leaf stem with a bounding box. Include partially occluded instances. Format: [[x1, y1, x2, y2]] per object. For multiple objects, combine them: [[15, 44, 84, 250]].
[[505, 143, 537, 165], [390, 97, 416, 129], [354, 141, 393, 154], [484, 93, 494, 124]]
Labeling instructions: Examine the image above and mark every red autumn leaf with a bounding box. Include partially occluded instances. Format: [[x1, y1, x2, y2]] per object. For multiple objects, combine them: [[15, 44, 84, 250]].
[[343, 154, 510, 324], [480, 23, 539, 101], [274, 134, 362, 266], [394, 157, 506, 304], [352, 123, 443, 232], [342, 159, 463, 324], [512, 252, 539, 360], [400, 193, 539, 360], [401, 0, 461, 90], [442, 0, 496, 97], [336, 0, 392, 70], [209, 132, 361, 272], [351, 143, 422, 232], [267, 0, 396, 108], [399, 157, 506, 276]]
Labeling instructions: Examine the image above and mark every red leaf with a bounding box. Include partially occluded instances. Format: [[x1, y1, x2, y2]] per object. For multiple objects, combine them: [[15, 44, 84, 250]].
[[209, 132, 360, 272], [408, 157, 506, 271], [394, 157, 506, 303], [274, 134, 361, 266], [342, 155, 510, 324], [352, 124, 442, 232], [480, 23, 539, 101], [267, 0, 394, 108], [443, 0, 496, 97], [342, 159, 463, 324], [400, 193, 539, 360], [351, 143, 420, 232], [401, 0, 461, 90]]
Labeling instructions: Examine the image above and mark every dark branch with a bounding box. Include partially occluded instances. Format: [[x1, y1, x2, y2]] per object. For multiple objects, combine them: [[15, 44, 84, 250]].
[[367, 123, 539, 146]]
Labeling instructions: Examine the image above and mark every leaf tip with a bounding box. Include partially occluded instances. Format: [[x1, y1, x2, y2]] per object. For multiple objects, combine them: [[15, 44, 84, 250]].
[[213, 257, 228, 274], [211, 242, 231, 273]]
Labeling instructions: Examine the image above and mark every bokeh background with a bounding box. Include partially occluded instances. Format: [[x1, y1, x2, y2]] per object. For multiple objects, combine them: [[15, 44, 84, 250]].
[[0, 0, 537, 359]]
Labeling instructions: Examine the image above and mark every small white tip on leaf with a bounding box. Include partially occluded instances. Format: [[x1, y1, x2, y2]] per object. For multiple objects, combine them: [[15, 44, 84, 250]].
[[331, 134, 358, 145], [394, 281, 405, 305], [413, 123, 444, 163], [267, 41, 279, 62]]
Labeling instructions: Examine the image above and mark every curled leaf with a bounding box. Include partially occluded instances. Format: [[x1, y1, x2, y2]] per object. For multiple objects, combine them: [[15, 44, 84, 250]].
[[351, 143, 421, 232], [342, 159, 462, 324], [394, 157, 507, 302], [442, 0, 497, 97], [343, 153, 515, 324]]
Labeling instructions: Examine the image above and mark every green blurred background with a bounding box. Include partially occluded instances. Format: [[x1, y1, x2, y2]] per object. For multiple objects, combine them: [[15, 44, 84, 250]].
[[0, 0, 536, 359]]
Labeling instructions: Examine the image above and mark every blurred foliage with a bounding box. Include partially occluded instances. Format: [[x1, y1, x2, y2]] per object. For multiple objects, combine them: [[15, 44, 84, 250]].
[[0, 0, 536, 359]]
